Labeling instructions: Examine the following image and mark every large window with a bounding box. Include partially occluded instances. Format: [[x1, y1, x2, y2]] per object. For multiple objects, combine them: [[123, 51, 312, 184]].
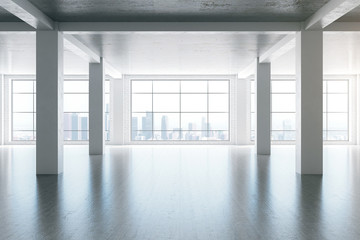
[[250, 78, 349, 142], [323, 79, 349, 141], [250, 79, 296, 141], [12, 79, 36, 141], [11, 78, 110, 142], [131, 80, 229, 141]]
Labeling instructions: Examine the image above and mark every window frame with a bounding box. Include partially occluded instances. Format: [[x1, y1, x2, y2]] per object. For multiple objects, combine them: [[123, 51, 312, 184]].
[[5, 75, 113, 145]]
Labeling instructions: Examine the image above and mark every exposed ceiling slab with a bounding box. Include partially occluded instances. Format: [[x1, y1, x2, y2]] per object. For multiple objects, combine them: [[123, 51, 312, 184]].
[[71, 32, 287, 75], [25, 0, 330, 22]]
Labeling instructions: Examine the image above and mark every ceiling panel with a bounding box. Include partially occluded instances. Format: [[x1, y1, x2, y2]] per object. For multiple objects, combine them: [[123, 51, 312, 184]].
[[27, 0, 330, 22]]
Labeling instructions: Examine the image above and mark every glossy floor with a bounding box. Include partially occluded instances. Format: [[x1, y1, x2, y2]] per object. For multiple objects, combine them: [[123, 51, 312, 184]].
[[0, 145, 359, 240]]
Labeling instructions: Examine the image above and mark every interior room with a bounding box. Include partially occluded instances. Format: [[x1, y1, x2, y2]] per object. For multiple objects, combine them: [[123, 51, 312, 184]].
[[1, 0, 360, 239]]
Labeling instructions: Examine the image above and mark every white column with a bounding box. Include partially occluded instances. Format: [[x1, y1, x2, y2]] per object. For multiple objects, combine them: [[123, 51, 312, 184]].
[[0, 74, 3, 145], [255, 59, 271, 155], [296, 30, 323, 174], [112, 79, 124, 145], [89, 58, 105, 155], [36, 30, 64, 175]]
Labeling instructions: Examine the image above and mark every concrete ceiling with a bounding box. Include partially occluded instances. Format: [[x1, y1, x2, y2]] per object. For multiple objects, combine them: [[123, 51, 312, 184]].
[[72, 32, 288, 75], [22, 0, 330, 22]]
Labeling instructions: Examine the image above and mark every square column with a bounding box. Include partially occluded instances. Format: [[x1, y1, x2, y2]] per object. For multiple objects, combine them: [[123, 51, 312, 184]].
[[255, 59, 271, 155], [296, 30, 323, 174], [36, 30, 64, 175], [89, 58, 105, 155]]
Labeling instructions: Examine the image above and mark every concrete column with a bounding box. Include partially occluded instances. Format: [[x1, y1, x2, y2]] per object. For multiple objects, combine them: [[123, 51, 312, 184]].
[[36, 30, 64, 175], [89, 58, 105, 155], [0, 74, 3, 145], [255, 59, 271, 155], [112, 79, 123, 145], [296, 30, 323, 174]]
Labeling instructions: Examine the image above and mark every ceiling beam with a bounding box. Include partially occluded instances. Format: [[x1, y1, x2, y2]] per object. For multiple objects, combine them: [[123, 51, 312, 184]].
[[0, 22, 33, 31], [305, 0, 360, 30], [64, 34, 100, 63], [0, 0, 54, 29], [238, 62, 255, 79], [59, 22, 301, 33], [105, 63, 122, 79], [259, 34, 295, 63], [324, 22, 360, 31]]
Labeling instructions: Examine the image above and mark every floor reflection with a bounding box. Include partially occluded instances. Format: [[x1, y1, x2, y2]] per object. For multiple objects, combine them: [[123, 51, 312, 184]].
[[0, 145, 359, 239]]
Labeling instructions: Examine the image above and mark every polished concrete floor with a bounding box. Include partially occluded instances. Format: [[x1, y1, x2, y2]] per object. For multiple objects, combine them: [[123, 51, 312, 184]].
[[0, 145, 360, 240]]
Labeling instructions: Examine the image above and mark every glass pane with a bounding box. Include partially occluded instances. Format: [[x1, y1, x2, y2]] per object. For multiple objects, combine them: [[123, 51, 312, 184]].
[[132, 113, 153, 131], [64, 113, 88, 131], [182, 131, 204, 140], [208, 131, 229, 140], [105, 131, 110, 141], [105, 93, 110, 113], [13, 113, 34, 130], [153, 131, 181, 140], [132, 94, 152, 112], [209, 94, 228, 112], [181, 81, 207, 93], [328, 113, 348, 130], [105, 113, 110, 132], [327, 94, 347, 112], [327, 81, 348, 93], [132, 131, 153, 141], [153, 94, 179, 112], [271, 81, 295, 93], [323, 113, 327, 130], [64, 131, 89, 141], [323, 94, 327, 112], [132, 81, 152, 93], [323, 81, 327, 93], [326, 131, 348, 141], [209, 81, 229, 93], [271, 131, 296, 141], [250, 81, 255, 94], [272, 113, 296, 130], [64, 81, 88, 93], [251, 94, 255, 113], [13, 94, 34, 112], [181, 113, 207, 130], [272, 94, 295, 112], [13, 81, 34, 93], [105, 80, 110, 93], [64, 94, 88, 112], [12, 131, 34, 141], [181, 94, 207, 112], [153, 113, 180, 131], [250, 130, 255, 141], [251, 113, 255, 131], [153, 81, 179, 93], [208, 113, 228, 130]]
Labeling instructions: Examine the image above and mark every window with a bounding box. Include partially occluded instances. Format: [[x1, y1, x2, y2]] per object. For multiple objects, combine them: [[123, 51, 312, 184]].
[[64, 80, 89, 141], [131, 80, 229, 141], [11, 79, 36, 141], [11, 78, 110, 142], [250, 79, 295, 141], [250, 78, 349, 142], [323, 79, 349, 141]]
